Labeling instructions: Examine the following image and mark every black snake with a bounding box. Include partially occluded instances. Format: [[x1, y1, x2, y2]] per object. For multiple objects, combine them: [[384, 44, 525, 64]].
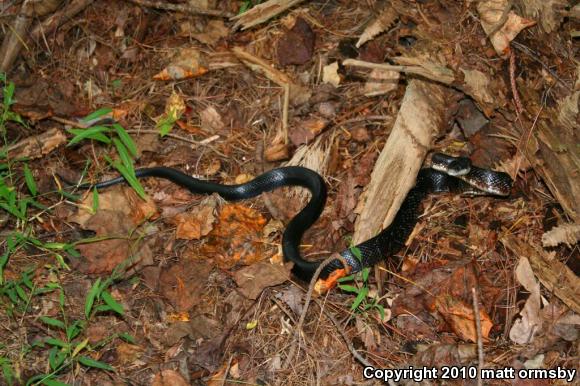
[[75, 153, 512, 281]]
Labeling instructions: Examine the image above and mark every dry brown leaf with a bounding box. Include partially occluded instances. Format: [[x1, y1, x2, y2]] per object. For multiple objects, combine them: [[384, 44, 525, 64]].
[[69, 187, 157, 274], [264, 141, 290, 162], [277, 17, 315, 66], [509, 256, 543, 344], [502, 235, 580, 313], [542, 223, 580, 248], [116, 343, 144, 365], [289, 118, 328, 146], [460, 68, 498, 115], [174, 198, 217, 240], [153, 48, 208, 80], [201, 204, 268, 269], [200, 105, 225, 132], [477, 0, 536, 56], [356, 6, 398, 48], [435, 295, 493, 342], [180, 19, 229, 45], [521, 0, 567, 33], [556, 91, 579, 131], [233, 260, 291, 299], [152, 369, 189, 386], [159, 260, 213, 311]]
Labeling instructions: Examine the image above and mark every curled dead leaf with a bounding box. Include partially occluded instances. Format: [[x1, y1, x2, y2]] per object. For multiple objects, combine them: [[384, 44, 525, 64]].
[[153, 48, 209, 81]]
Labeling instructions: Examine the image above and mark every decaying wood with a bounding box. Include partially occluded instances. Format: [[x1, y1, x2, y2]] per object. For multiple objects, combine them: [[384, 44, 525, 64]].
[[0, 0, 63, 72], [30, 0, 94, 41], [502, 235, 580, 314], [542, 223, 580, 248], [230, 0, 306, 31], [353, 79, 452, 244], [356, 6, 398, 48], [526, 91, 580, 222], [343, 58, 456, 86], [127, 0, 232, 17], [7, 128, 67, 160], [1, 0, 93, 73]]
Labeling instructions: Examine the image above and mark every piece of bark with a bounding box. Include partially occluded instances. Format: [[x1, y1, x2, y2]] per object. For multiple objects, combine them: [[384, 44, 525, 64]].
[[7, 128, 67, 160], [353, 79, 452, 244], [520, 90, 580, 222], [230, 0, 306, 31], [502, 235, 580, 314]]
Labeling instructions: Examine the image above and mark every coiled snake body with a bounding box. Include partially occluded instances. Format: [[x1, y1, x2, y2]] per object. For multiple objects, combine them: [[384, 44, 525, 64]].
[[80, 154, 512, 281]]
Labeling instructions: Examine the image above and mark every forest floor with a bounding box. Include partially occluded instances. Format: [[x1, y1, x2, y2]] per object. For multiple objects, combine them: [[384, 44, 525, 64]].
[[0, 0, 578, 385]]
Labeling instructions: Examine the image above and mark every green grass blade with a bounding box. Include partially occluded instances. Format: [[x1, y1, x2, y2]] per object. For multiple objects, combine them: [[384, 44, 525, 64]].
[[80, 107, 112, 124], [113, 123, 137, 157], [23, 164, 37, 196], [111, 160, 146, 199], [350, 286, 368, 311], [66, 126, 111, 146], [39, 316, 65, 330], [112, 138, 134, 172], [77, 356, 113, 371], [100, 291, 124, 315], [85, 278, 102, 319]]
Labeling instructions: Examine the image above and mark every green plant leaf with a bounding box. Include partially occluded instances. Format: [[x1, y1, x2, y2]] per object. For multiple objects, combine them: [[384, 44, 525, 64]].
[[112, 138, 133, 172], [85, 278, 102, 319], [100, 291, 124, 315], [362, 267, 370, 282], [350, 286, 368, 311], [45, 338, 67, 348], [77, 356, 113, 371], [66, 126, 111, 146], [118, 332, 135, 344], [42, 377, 70, 386], [43, 242, 67, 250], [350, 247, 362, 262], [109, 159, 146, 199], [66, 320, 84, 341], [113, 123, 137, 157], [80, 107, 112, 124], [0, 357, 14, 386], [48, 347, 66, 371], [337, 274, 355, 282], [23, 164, 37, 196], [337, 284, 359, 293], [39, 316, 65, 330]]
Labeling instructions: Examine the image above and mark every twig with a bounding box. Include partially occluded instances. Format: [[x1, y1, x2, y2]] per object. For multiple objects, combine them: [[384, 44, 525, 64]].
[[283, 253, 349, 367], [282, 82, 290, 145], [509, 49, 523, 116], [472, 287, 484, 386], [343, 58, 456, 85], [126, 0, 233, 17]]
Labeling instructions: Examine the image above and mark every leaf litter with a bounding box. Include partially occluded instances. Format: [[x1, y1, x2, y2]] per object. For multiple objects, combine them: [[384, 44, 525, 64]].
[[0, 0, 578, 384]]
